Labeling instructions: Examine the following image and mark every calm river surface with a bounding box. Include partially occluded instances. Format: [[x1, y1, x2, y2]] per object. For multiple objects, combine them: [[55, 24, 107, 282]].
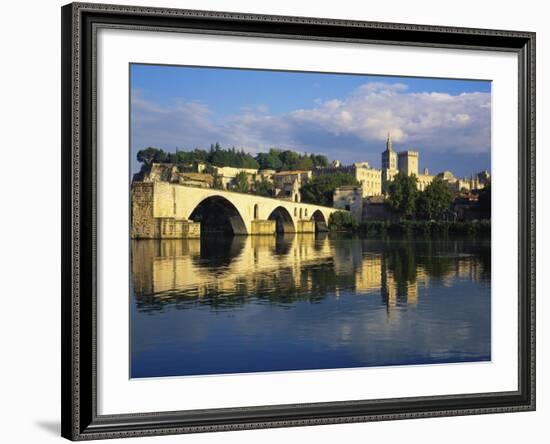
[[130, 234, 491, 378]]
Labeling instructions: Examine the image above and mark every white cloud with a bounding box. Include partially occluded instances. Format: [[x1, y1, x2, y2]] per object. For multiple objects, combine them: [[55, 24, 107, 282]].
[[131, 82, 491, 160], [288, 87, 490, 153], [354, 81, 409, 95]]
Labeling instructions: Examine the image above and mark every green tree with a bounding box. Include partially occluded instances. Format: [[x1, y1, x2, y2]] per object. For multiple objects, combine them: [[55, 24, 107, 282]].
[[136, 144, 331, 174], [207, 144, 260, 169], [310, 154, 329, 168], [301, 172, 359, 206], [175, 148, 208, 165], [279, 150, 301, 170], [233, 171, 250, 193], [328, 211, 358, 232], [416, 176, 453, 220], [255, 149, 328, 171], [136, 147, 167, 166], [212, 174, 224, 190], [253, 178, 274, 197], [295, 156, 314, 171], [255, 149, 283, 170], [238, 150, 260, 169], [387, 172, 419, 219]]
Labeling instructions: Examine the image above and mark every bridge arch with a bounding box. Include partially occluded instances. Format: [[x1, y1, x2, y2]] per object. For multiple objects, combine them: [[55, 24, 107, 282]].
[[311, 210, 328, 232], [268, 206, 295, 234], [189, 195, 248, 235]]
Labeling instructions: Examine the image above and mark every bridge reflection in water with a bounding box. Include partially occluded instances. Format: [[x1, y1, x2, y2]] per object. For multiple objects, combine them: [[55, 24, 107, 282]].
[[131, 234, 491, 377], [132, 234, 490, 316]]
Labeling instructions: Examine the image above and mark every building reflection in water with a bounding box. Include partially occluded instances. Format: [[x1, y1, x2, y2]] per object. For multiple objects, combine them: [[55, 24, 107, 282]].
[[132, 234, 490, 317]]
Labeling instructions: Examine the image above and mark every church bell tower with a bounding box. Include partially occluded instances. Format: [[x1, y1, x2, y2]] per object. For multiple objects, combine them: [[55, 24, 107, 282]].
[[381, 132, 397, 171]]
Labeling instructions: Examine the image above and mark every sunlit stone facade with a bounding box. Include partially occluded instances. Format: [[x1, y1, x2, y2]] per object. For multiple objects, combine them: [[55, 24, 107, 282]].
[[333, 186, 363, 221]]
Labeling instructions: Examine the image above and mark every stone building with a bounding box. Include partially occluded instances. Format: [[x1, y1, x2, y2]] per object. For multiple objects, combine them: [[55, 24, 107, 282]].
[[362, 196, 399, 222], [315, 161, 382, 198], [417, 167, 435, 191], [397, 150, 419, 177], [133, 163, 213, 188], [381, 133, 397, 171], [256, 169, 276, 182], [211, 166, 259, 190], [333, 186, 363, 221], [472, 170, 491, 190], [379, 133, 489, 194], [435, 170, 490, 193], [353, 162, 383, 197], [381, 133, 399, 192], [272, 170, 312, 202], [381, 133, 433, 192], [176, 162, 207, 174]]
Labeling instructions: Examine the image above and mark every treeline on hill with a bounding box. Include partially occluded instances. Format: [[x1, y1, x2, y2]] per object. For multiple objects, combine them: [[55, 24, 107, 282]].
[[136, 144, 329, 172]]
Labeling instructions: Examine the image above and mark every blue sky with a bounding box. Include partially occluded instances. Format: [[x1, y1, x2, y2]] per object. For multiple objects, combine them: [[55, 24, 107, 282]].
[[130, 64, 491, 177]]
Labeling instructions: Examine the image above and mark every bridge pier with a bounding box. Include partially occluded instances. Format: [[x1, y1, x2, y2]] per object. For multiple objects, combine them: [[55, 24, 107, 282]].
[[297, 220, 315, 233], [249, 219, 316, 235], [158, 218, 200, 239], [251, 219, 276, 235]]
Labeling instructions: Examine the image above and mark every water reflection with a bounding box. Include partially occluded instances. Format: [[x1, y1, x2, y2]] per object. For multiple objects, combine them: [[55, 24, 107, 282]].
[[131, 234, 491, 377], [132, 234, 490, 315]]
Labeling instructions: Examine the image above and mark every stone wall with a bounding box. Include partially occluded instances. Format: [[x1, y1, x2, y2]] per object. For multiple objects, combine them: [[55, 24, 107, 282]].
[[131, 182, 155, 239], [133, 163, 213, 188], [297, 220, 315, 233], [153, 181, 175, 218], [250, 219, 276, 235], [333, 186, 363, 222], [132, 182, 200, 239], [362, 201, 399, 222], [158, 218, 200, 238]]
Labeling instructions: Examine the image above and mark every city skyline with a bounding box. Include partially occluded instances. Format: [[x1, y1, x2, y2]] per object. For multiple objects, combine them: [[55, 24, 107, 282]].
[[130, 64, 491, 177]]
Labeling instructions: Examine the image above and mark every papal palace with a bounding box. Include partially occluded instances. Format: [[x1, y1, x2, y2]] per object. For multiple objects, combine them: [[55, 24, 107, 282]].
[[131, 134, 490, 238]]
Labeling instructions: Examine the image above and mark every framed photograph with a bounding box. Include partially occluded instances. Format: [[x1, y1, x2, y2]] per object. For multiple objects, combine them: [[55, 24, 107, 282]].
[[61, 2, 535, 440]]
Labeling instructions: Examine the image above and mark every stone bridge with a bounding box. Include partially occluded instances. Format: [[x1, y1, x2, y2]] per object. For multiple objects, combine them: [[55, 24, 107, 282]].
[[131, 182, 345, 238]]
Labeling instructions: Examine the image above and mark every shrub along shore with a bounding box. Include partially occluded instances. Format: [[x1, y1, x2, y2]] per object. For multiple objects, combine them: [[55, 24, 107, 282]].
[[358, 220, 490, 236], [328, 214, 491, 237]]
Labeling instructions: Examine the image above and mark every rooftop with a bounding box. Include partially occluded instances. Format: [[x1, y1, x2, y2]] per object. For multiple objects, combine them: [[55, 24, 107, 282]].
[[272, 170, 311, 176], [335, 185, 361, 191]]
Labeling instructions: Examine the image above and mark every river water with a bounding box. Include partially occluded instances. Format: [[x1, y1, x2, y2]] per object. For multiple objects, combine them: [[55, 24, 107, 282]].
[[130, 234, 491, 378]]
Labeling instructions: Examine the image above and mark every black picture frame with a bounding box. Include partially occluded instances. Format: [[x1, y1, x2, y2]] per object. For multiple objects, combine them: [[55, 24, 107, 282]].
[[61, 2, 536, 440]]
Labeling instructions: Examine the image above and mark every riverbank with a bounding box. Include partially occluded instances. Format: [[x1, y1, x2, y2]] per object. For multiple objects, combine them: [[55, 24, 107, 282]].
[[331, 219, 491, 237]]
